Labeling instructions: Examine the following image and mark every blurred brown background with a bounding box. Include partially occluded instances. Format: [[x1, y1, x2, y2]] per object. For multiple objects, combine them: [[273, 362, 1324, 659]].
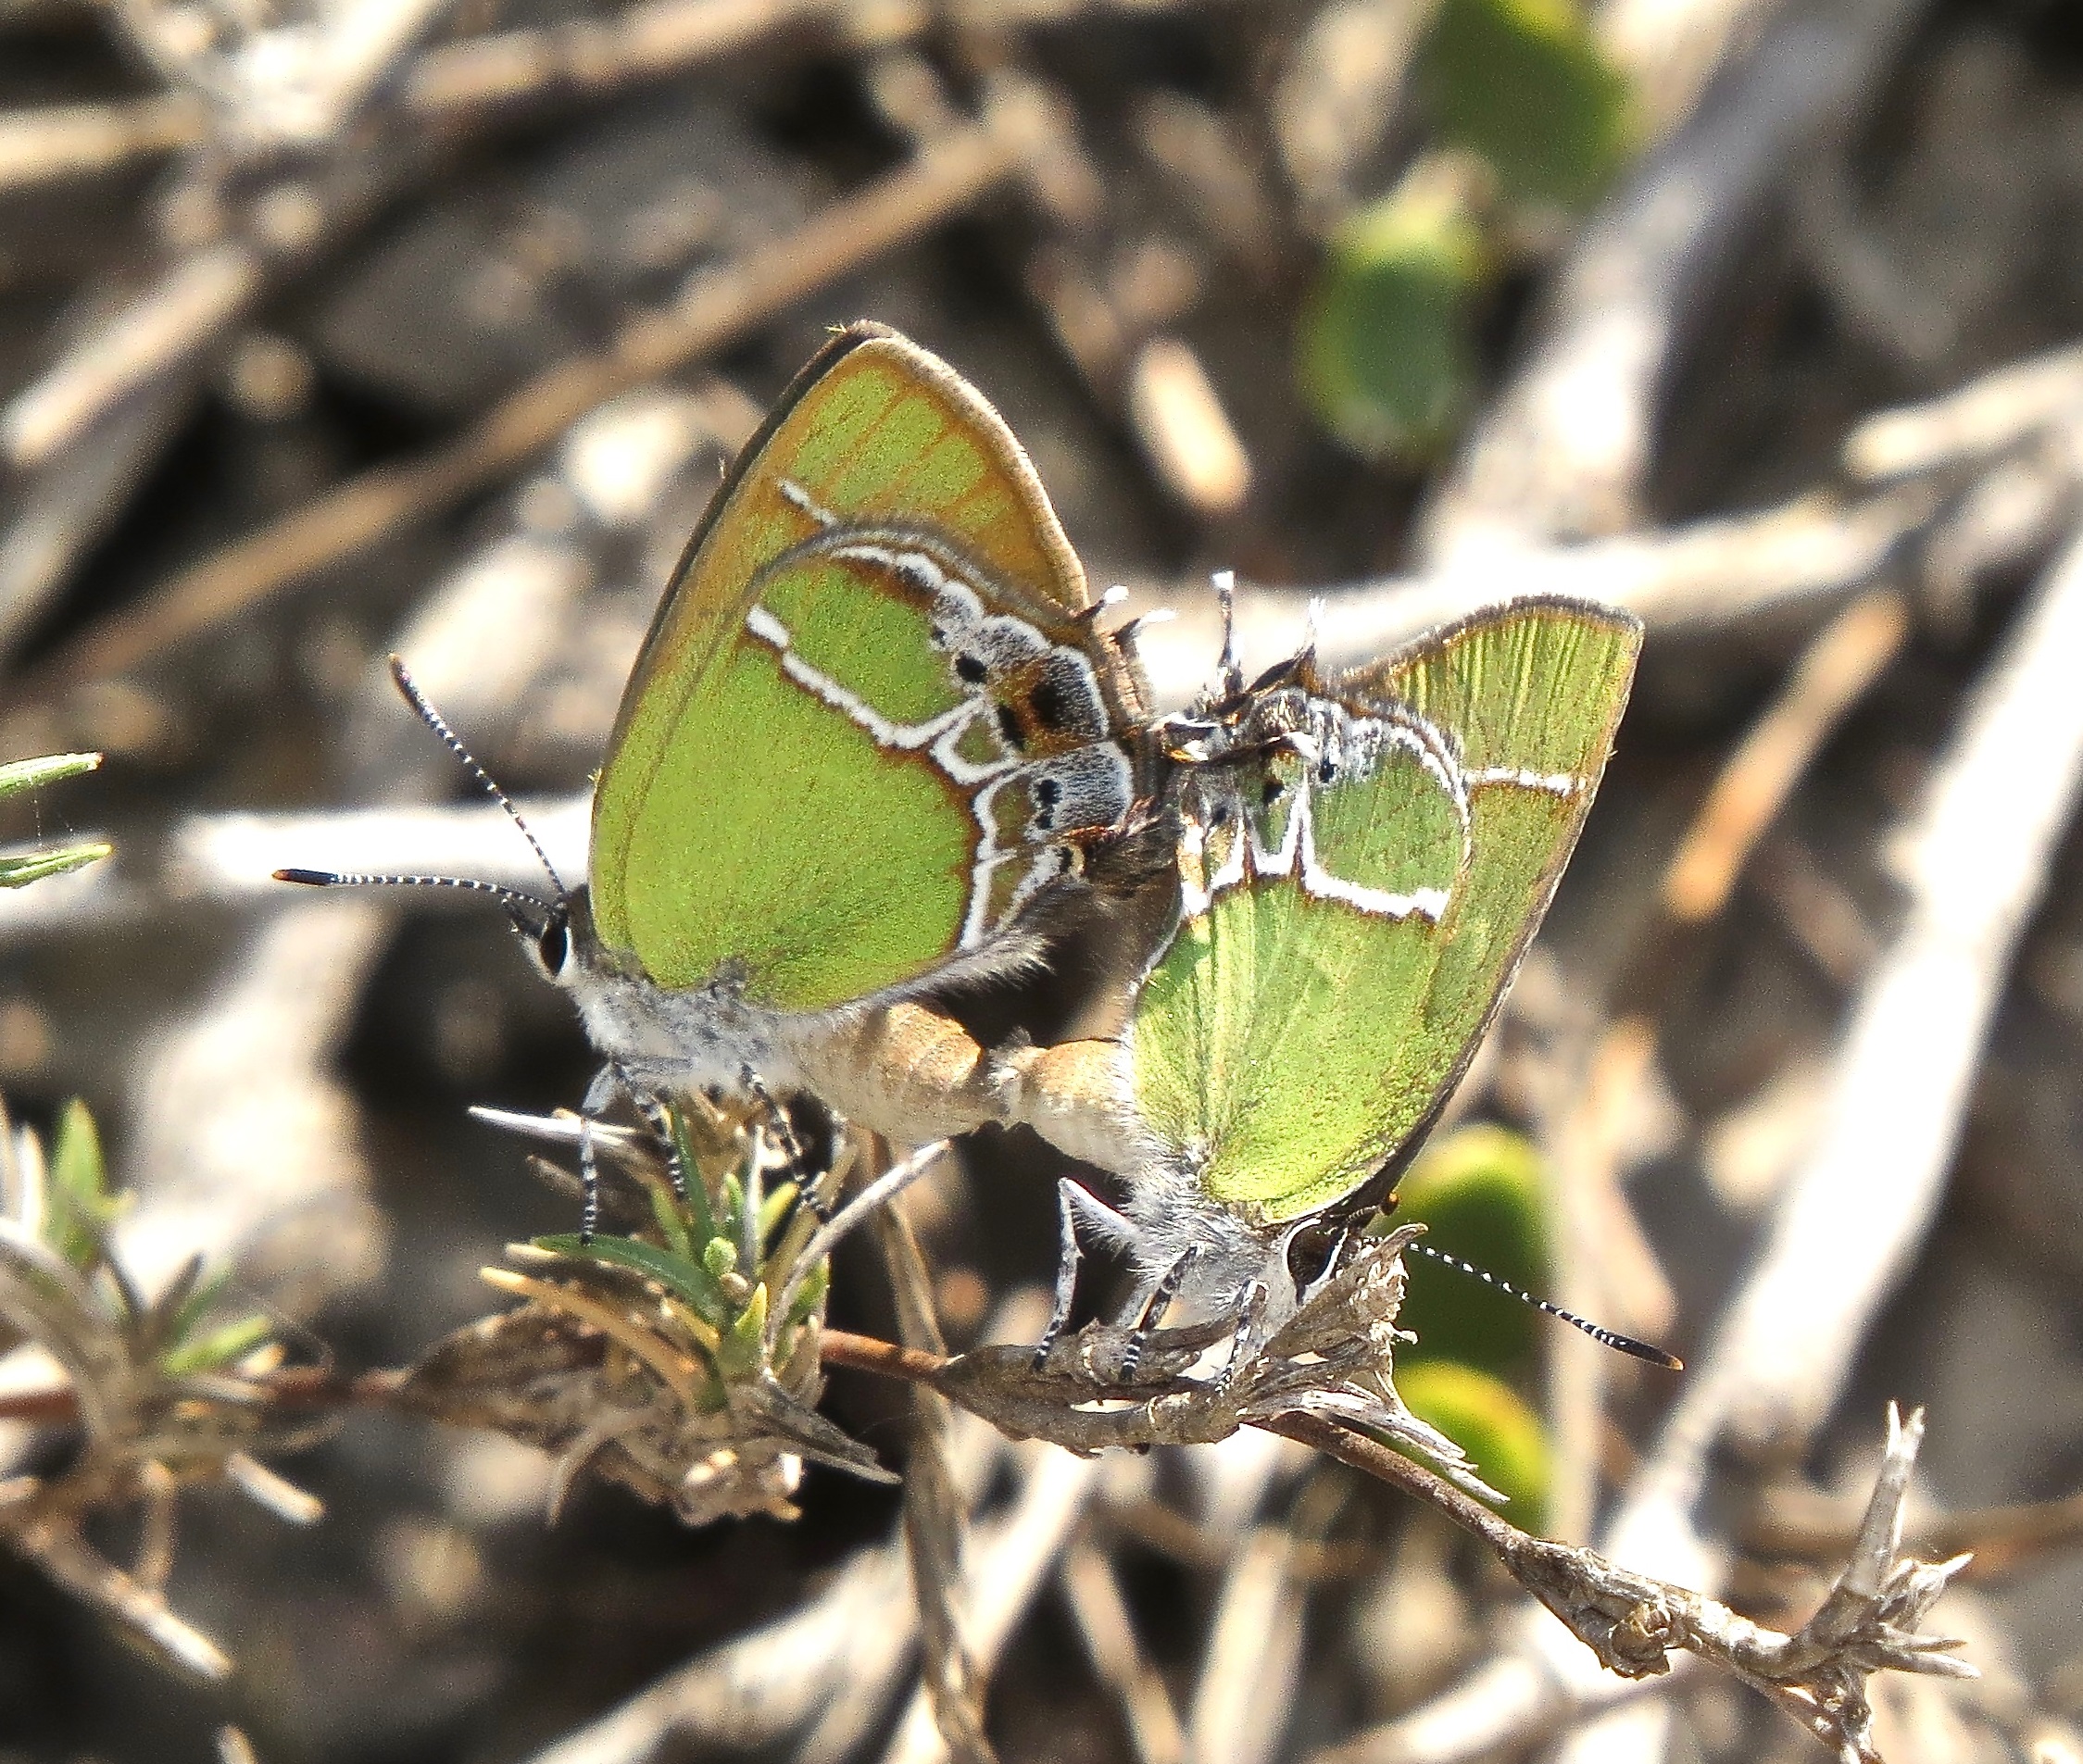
[[2, 0, 2082, 1760]]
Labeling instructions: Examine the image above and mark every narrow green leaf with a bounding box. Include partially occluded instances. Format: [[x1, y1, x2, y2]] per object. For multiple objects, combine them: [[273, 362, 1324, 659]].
[[160, 1313, 275, 1377], [46, 1098, 119, 1269], [717, 1281, 769, 1379], [533, 1232, 734, 1328], [758, 1181, 798, 1250], [0, 753, 102, 797], [1423, 0, 1635, 209], [646, 1175, 693, 1261], [668, 1107, 717, 1245], [784, 1257, 829, 1329], [0, 843, 111, 889], [1299, 180, 1486, 462]]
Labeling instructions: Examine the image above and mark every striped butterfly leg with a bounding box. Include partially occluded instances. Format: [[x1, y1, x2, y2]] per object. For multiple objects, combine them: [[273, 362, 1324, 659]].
[[1211, 1279, 1271, 1396], [738, 1064, 831, 1222], [1117, 1245, 1200, 1381], [1033, 1180, 1148, 1371], [576, 1063, 625, 1244]]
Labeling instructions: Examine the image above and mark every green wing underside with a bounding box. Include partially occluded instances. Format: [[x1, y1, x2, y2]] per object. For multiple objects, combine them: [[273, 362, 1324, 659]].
[[588, 324, 1122, 1012], [1132, 600, 1642, 1222]]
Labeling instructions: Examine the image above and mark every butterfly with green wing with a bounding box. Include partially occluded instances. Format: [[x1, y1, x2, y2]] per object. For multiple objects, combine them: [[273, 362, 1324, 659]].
[[1003, 591, 1669, 1369], [281, 322, 1165, 1235]]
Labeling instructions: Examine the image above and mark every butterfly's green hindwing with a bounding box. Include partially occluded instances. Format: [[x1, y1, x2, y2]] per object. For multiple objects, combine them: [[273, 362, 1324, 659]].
[[588, 326, 1145, 1013], [1132, 599, 1641, 1223]]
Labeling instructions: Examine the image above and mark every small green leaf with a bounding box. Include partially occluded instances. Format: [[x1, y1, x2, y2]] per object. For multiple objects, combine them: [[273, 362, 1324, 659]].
[[1299, 180, 1486, 462], [646, 1174, 693, 1261], [160, 1313, 275, 1377], [668, 1107, 717, 1245], [46, 1098, 120, 1269], [1423, 0, 1635, 210], [1396, 1358, 1550, 1526], [785, 1258, 829, 1328], [716, 1281, 769, 1380], [758, 1181, 798, 1249], [1387, 1121, 1550, 1373], [533, 1232, 734, 1328], [0, 842, 111, 889], [0, 753, 102, 797]]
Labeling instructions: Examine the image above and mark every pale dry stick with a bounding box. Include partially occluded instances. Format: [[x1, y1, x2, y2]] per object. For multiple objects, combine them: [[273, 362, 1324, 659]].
[[1060, 1542, 1188, 1764], [1334, 528, 2083, 1764], [1186, 1519, 1313, 1764], [1661, 591, 1911, 923], [7, 1516, 232, 1679], [1593, 0, 1785, 144], [0, 0, 1228, 197], [1844, 341, 2083, 484], [19, 106, 1033, 706], [1417, 0, 1929, 557], [0, 377, 197, 659], [1135, 484, 1938, 707], [876, 1200, 997, 1764], [0, 94, 207, 193], [1543, 588, 1910, 1542], [4, 244, 264, 467], [867, 1448, 1106, 1764]]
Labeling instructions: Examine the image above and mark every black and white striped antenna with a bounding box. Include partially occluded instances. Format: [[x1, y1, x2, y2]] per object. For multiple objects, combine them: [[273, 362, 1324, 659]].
[[1407, 1241, 1684, 1370]]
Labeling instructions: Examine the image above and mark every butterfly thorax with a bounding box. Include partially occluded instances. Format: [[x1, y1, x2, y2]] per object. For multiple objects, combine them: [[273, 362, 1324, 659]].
[[559, 887, 796, 1096]]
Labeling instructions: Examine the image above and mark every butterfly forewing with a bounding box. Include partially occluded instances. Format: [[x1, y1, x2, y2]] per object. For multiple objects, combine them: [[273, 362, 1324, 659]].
[[590, 325, 1145, 1011], [1134, 599, 1641, 1224]]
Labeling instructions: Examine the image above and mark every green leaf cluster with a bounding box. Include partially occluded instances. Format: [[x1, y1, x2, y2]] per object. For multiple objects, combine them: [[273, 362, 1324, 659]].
[[533, 1105, 828, 1407], [37, 1097, 279, 1380], [0, 753, 111, 889], [1299, 0, 1638, 462]]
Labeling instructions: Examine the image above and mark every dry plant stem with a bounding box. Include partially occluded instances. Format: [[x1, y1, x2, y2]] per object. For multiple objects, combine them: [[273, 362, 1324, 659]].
[[1349, 525, 2083, 1764], [1698, 520, 2083, 1451], [21, 108, 1031, 704], [1750, 1483, 2083, 1577], [1136, 483, 1939, 707], [7, 1513, 232, 1679], [1540, 591, 1907, 1539], [0, 94, 207, 193], [1417, 0, 1927, 554], [1060, 1542, 1187, 1764], [876, 1200, 998, 1764], [0, 0, 1221, 196], [1658, 592, 1911, 926], [817, 1332, 1969, 1758]]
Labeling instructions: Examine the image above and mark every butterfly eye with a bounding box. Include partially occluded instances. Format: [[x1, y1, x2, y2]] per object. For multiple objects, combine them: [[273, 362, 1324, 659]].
[[536, 912, 571, 977]]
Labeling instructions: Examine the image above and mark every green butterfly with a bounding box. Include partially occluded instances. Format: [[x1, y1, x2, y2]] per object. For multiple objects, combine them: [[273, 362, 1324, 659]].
[[1007, 594, 1643, 1349], [283, 323, 1153, 1232]]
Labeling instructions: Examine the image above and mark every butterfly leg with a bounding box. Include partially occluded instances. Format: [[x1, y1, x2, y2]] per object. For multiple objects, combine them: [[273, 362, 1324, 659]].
[[741, 1064, 824, 1221], [577, 1064, 623, 1244], [1119, 1245, 1199, 1381], [1033, 1182, 1141, 1370], [612, 1061, 687, 1202], [1211, 1280, 1270, 1395]]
